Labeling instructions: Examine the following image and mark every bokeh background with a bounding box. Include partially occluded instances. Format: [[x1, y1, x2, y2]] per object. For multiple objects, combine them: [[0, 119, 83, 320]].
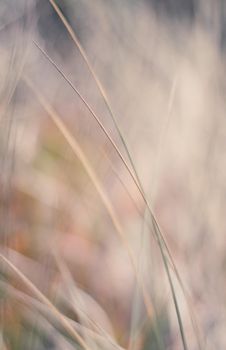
[[1, 0, 226, 349]]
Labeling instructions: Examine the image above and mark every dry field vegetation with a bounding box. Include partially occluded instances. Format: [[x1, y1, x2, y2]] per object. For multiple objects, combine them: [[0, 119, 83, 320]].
[[0, 0, 226, 349]]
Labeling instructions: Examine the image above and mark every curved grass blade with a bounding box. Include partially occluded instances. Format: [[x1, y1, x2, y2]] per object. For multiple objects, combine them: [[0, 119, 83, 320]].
[[32, 27, 190, 348]]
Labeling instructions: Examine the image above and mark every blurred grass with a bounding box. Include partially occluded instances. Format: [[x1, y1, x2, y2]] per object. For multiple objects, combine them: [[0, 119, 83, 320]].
[[1, 0, 226, 349]]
